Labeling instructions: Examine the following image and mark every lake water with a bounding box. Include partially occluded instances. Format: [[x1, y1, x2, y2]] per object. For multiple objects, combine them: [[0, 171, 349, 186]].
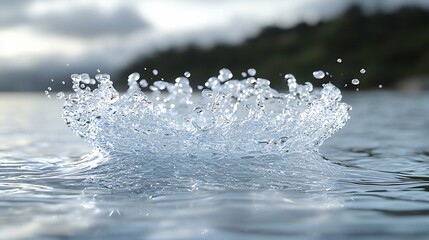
[[1, 91, 429, 239]]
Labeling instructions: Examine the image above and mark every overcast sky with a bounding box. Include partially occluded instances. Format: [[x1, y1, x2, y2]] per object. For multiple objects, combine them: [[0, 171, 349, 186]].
[[1, 0, 428, 91]]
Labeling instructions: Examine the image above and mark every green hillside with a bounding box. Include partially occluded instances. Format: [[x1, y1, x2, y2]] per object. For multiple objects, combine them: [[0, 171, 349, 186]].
[[120, 6, 429, 90]]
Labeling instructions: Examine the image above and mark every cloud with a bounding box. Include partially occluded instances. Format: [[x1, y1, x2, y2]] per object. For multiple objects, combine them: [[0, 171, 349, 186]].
[[0, 0, 31, 11], [33, 7, 148, 38], [0, 0, 31, 25], [2, 0, 429, 91], [0, 3, 148, 38]]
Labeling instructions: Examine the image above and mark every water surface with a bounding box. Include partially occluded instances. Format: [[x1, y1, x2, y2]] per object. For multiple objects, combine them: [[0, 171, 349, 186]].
[[1, 91, 429, 239]]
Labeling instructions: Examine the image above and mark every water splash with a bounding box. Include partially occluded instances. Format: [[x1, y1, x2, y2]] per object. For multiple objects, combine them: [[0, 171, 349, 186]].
[[62, 69, 351, 159]]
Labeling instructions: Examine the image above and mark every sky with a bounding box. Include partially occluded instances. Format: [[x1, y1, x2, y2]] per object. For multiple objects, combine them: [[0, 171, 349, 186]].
[[1, 0, 429, 91]]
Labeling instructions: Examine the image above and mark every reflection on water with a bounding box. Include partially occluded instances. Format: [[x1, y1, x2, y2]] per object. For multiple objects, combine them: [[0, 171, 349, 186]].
[[1, 92, 429, 239]]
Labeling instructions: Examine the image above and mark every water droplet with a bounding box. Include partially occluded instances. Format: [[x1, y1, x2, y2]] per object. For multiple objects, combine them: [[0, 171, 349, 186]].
[[201, 89, 213, 98], [139, 79, 148, 88], [97, 69, 101, 73], [44, 90, 49, 95], [62, 81, 66, 85], [95, 74, 110, 83], [344, 83, 348, 87], [205, 77, 220, 88], [360, 68, 366, 74], [80, 73, 91, 84], [152, 69, 158, 76], [153, 81, 167, 90], [184, 71, 191, 78], [66, 63, 70, 67], [128, 72, 140, 82], [71, 74, 81, 83], [337, 58, 342, 63], [247, 68, 256, 76], [241, 72, 247, 77], [378, 84, 383, 89], [284, 74, 295, 80], [218, 68, 233, 82], [56, 92, 65, 99], [175, 77, 189, 85], [356, 88, 360, 91], [312, 70, 325, 79], [197, 85, 203, 90], [351, 79, 360, 85], [50, 79, 54, 82], [47, 87, 52, 91]]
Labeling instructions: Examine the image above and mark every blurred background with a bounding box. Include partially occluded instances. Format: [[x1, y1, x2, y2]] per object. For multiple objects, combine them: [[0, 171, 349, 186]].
[[1, 0, 429, 92]]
